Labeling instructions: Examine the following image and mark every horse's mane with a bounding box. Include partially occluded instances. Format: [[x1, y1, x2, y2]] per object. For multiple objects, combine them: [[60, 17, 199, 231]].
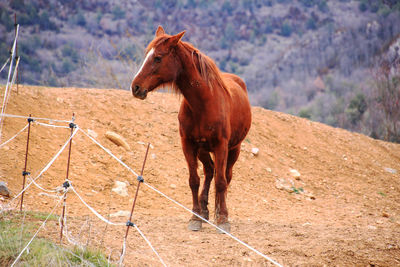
[[146, 36, 228, 95]]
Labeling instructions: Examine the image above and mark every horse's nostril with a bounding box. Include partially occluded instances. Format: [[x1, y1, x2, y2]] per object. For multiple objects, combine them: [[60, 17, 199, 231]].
[[134, 85, 140, 93]]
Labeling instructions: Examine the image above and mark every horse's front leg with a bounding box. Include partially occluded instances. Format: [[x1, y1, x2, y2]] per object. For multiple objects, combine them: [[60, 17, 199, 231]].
[[198, 150, 214, 220], [181, 138, 202, 231], [214, 139, 230, 233]]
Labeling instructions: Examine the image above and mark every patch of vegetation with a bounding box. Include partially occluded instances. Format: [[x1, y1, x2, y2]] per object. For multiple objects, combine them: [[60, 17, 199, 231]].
[[0, 211, 111, 266], [298, 108, 312, 119], [291, 186, 304, 194]]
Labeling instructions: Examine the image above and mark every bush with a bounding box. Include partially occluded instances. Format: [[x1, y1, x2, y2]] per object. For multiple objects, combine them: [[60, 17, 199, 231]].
[[280, 22, 292, 37], [38, 11, 58, 31], [318, 1, 329, 12], [378, 4, 391, 17], [61, 58, 74, 74], [112, 5, 126, 20], [75, 11, 86, 26], [62, 45, 79, 63], [346, 93, 367, 125], [306, 17, 317, 30], [299, 108, 312, 119], [359, 2, 368, 12]]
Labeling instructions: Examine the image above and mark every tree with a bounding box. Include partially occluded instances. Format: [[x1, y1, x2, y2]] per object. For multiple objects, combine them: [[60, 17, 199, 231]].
[[373, 61, 400, 142], [346, 93, 367, 125], [306, 17, 317, 30]]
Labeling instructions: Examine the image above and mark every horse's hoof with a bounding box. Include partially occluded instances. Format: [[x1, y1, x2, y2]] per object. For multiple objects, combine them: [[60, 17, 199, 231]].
[[201, 210, 209, 220], [188, 220, 202, 231], [217, 222, 231, 234]]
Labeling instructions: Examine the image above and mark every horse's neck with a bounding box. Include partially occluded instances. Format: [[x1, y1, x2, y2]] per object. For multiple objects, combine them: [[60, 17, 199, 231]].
[[175, 49, 213, 112]]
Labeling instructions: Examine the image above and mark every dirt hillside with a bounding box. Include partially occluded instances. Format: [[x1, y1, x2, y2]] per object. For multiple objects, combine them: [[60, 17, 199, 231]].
[[1, 85, 399, 266]]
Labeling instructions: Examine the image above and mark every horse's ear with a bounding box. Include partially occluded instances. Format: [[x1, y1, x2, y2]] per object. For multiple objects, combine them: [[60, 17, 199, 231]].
[[155, 26, 165, 37], [170, 31, 185, 46]]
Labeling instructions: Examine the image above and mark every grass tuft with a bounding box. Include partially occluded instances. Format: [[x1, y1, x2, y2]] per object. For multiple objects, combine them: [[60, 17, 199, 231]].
[[0, 210, 112, 266]]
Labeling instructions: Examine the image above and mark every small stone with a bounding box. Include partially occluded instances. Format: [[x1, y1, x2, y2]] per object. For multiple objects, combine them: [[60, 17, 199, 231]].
[[0, 182, 10, 198], [251, 147, 259, 156], [384, 167, 397, 174], [266, 168, 272, 173], [56, 97, 64, 103], [290, 169, 301, 180], [275, 178, 294, 193], [112, 181, 129, 197], [151, 153, 156, 159], [110, 210, 131, 217], [382, 212, 390, 218], [368, 225, 377, 230], [170, 184, 177, 189], [137, 141, 154, 149], [305, 191, 316, 200]]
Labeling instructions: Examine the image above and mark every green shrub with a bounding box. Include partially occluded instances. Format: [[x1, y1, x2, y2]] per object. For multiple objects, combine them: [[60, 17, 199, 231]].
[[280, 22, 292, 37], [299, 108, 312, 119]]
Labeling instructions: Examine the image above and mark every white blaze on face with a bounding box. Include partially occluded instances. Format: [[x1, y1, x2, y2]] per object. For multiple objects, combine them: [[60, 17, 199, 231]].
[[133, 48, 154, 81]]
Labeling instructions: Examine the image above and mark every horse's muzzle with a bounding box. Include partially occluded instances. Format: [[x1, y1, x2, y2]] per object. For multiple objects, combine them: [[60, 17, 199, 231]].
[[132, 85, 148, 100]]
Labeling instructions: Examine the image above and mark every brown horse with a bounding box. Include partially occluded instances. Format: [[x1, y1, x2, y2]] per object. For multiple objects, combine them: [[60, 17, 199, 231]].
[[131, 26, 251, 233]]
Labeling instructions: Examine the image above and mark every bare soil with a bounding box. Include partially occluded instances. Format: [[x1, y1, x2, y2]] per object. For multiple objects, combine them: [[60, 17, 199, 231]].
[[1, 85, 400, 266]]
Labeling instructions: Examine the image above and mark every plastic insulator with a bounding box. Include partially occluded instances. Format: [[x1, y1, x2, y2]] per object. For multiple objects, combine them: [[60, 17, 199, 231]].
[[63, 181, 70, 189]]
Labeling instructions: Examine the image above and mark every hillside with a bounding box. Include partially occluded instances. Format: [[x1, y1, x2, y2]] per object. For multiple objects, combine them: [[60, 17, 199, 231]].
[[0, 85, 399, 266], [1, 0, 400, 141]]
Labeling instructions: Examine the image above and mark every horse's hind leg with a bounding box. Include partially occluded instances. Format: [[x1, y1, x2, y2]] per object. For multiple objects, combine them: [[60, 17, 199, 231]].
[[198, 150, 214, 220], [213, 140, 230, 233], [226, 146, 241, 185], [215, 146, 241, 234]]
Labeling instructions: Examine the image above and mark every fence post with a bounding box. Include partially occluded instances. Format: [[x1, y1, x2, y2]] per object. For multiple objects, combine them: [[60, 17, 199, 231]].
[[20, 115, 33, 211], [120, 142, 151, 266], [14, 13, 19, 94], [60, 114, 76, 244]]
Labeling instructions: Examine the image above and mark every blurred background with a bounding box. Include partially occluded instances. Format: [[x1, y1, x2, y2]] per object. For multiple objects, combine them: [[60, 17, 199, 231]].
[[0, 0, 399, 142]]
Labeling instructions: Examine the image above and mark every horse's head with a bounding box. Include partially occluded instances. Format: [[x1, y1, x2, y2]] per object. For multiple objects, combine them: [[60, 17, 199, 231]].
[[131, 26, 185, 100]]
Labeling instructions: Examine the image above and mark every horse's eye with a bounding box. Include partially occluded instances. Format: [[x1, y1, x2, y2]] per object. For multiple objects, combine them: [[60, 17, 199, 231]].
[[154, 56, 161, 63]]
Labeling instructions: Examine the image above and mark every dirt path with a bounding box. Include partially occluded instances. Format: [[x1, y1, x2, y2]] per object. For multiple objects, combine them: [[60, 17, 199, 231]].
[[1, 85, 399, 266]]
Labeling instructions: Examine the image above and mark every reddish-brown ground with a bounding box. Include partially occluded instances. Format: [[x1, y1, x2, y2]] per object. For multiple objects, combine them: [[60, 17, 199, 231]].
[[1, 85, 399, 266]]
